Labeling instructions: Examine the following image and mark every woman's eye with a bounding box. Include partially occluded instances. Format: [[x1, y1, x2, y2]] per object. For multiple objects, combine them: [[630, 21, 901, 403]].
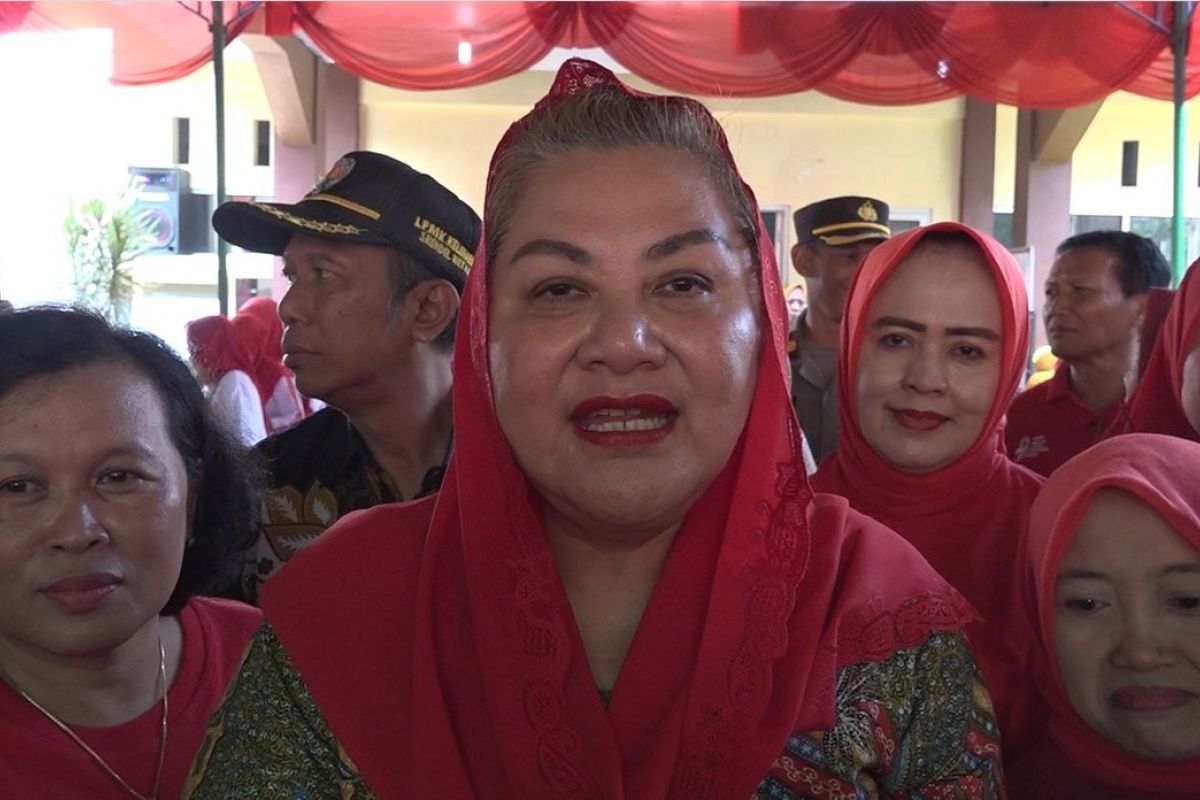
[[1062, 596, 1108, 613], [659, 275, 711, 295], [953, 344, 984, 361], [879, 333, 908, 348], [1168, 595, 1200, 612], [532, 281, 583, 300], [0, 479, 33, 495], [99, 470, 139, 487]]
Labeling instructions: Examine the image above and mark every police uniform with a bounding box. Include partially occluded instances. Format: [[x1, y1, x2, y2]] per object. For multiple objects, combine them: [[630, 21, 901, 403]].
[[789, 196, 890, 464]]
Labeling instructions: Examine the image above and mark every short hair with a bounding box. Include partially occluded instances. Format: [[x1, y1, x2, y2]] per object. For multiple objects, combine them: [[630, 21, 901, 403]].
[[1056, 231, 1172, 297], [0, 307, 258, 614], [385, 247, 456, 352], [484, 83, 760, 270]]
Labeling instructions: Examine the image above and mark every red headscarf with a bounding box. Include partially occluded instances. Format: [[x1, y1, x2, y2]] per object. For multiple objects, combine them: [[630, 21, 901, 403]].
[[237, 296, 284, 362], [185, 315, 254, 380], [1017, 433, 1200, 796], [1121, 260, 1200, 441], [233, 297, 294, 407], [811, 222, 1043, 738], [262, 59, 975, 799]]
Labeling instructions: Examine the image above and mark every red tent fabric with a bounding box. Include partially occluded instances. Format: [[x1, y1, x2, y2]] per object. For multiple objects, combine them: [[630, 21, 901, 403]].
[[4, 1, 256, 85], [0, 1, 1195, 105]]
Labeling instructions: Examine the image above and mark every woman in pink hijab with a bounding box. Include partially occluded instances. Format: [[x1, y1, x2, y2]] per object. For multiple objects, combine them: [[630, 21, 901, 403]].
[[1009, 433, 1200, 798]]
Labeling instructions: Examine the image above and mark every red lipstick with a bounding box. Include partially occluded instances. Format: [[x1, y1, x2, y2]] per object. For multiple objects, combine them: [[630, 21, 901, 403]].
[[571, 395, 678, 448]]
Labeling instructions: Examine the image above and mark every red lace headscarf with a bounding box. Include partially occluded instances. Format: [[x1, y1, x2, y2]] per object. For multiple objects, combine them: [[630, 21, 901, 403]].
[[811, 222, 1044, 741], [1018, 433, 1200, 795], [1121, 260, 1200, 441], [263, 58, 974, 799]]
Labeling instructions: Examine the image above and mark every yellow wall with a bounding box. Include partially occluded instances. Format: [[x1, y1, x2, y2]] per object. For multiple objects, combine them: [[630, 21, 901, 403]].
[[994, 92, 1200, 218], [360, 71, 964, 285]]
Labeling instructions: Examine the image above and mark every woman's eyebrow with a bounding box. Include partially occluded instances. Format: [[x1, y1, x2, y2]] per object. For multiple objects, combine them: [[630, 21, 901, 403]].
[[645, 228, 730, 260], [1057, 568, 1108, 582], [508, 239, 591, 266], [870, 316, 999, 341]]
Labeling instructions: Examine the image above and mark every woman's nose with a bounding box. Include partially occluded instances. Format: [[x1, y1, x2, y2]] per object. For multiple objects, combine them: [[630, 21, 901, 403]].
[[576, 297, 667, 373], [1110, 608, 1175, 670], [902, 346, 948, 394], [44, 494, 110, 554]]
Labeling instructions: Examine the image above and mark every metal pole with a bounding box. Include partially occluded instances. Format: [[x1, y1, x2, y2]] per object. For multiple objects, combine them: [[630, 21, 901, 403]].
[[1172, 1, 1193, 286], [213, 0, 229, 314]]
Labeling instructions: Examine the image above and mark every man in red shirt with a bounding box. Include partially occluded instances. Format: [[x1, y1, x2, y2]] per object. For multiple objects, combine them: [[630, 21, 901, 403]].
[[1006, 230, 1171, 475]]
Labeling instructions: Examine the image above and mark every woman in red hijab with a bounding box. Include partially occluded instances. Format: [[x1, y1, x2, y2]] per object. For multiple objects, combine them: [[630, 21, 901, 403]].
[[234, 297, 308, 433], [184, 60, 1002, 799], [185, 315, 267, 446], [1121, 260, 1200, 440], [1008, 433, 1200, 798], [811, 223, 1044, 745]]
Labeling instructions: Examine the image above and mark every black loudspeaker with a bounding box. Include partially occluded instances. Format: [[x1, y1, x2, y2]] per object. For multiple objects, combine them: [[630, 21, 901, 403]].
[[128, 167, 214, 254], [129, 167, 185, 254]]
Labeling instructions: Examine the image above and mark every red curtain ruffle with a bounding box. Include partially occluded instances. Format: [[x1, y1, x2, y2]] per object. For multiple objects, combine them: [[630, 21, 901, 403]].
[[0, 1, 1194, 105], [4, 1, 257, 85]]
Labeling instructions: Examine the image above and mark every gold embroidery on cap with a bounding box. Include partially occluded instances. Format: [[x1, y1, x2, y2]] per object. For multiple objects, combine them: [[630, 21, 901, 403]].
[[413, 215, 473, 272], [252, 203, 366, 236], [810, 221, 891, 236], [307, 193, 381, 221], [857, 201, 879, 222]]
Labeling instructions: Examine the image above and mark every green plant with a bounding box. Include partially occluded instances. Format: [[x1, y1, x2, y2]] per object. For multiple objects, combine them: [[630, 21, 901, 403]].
[[64, 190, 154, 324]]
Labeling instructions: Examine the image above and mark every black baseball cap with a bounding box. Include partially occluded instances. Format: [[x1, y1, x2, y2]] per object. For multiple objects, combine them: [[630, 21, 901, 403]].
[[212, 151, 481, 290], [793, 195, 891, 247]]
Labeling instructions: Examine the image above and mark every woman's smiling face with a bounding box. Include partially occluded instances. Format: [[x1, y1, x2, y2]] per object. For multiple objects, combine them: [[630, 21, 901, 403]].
[[487, 145, 762, 542], [854, 241, 1003, 473]]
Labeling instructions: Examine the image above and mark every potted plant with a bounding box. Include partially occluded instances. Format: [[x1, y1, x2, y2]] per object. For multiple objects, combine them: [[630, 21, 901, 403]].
[[64, 188, 154, 324]]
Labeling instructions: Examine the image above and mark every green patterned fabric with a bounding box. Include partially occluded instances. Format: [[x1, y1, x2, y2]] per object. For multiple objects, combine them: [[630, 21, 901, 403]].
[[183, 624, 376, 800], [755, 631, 1004, 798], [186, 629, 1001, 799]]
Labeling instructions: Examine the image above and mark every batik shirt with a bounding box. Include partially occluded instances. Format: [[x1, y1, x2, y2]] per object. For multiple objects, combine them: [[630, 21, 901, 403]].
[[242, 408, 447, 603], [184, 629, 1003, 799]]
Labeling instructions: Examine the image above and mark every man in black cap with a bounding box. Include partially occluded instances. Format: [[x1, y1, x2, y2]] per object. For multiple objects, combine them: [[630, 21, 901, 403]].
[[211, 151, 481, 602], [789, 195, 890, 464]]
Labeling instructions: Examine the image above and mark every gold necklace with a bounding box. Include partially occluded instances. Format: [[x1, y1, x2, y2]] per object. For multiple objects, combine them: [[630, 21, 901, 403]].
[[9, 638, 169, 800]]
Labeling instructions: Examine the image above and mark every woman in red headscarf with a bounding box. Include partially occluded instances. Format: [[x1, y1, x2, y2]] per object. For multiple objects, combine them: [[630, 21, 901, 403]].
[[184, 60, 1002, 799], [1007, 433, 1200, 798], [1120, 260, 1200, 440], [811, 223, 1044, 747], [234, 297, 308, 433], [186, 315, 267, 446]]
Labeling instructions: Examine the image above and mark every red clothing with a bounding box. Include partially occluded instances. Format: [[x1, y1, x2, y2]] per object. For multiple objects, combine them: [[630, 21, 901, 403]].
[[261, 59, 977, 800], [1004, 362, 1123, 476], [1012, 434, 1200, 797], [0, 597, 261, 799], [1120, 260, 1200, 441], [234, 297, 306, 432], [1008, 733, 1189, 800], [812, 222, 1044, 748]]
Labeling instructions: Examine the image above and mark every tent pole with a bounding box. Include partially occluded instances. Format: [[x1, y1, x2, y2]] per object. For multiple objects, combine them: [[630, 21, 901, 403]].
[[213, 1, 229, 314], [1173, 1, 1193, 286]]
